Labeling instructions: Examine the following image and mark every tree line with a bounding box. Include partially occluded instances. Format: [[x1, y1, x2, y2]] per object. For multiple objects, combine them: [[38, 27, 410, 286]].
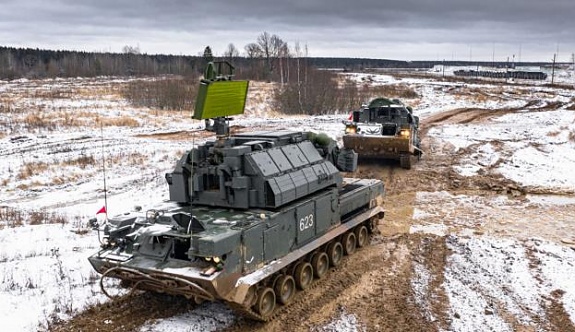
[[1, 32, 430, 114], [0, 36, 444, 81], [0, 46, 202, 79]]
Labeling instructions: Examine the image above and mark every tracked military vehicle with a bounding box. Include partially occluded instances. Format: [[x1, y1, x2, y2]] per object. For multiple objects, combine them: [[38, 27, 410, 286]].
[[88, 61, 385, 321], [342, 98, 422, 169]]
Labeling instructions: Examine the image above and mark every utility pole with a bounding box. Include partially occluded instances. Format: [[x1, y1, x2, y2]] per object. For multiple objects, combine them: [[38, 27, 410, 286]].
[[551, 53, 556, 85], [492, 44, 495, 68], [572, 53, 575, 86]]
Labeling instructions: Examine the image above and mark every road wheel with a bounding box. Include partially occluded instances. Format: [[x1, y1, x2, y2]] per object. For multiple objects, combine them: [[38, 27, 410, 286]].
[[343, 232, 357, 255], [355, 225, 369, 248], [327, 241, 344, 267], [294, 262, 313, 290], [255, 287, 275, 317], [311, 252, 329, 279], [274, 275, 296, 305]]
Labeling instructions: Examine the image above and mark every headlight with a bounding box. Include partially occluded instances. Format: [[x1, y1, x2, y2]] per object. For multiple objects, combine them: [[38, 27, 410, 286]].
[[345, 125, 357, 134], [400, 129, 410, 138]]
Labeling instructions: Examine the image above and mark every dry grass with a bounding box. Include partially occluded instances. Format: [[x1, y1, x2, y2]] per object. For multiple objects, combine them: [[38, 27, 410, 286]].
[[106, 152, 147, 167], [61, 155, 96, 169], [360, 83, 419, 100], [0, 206, 68, 227], [16, 183, 29, 190], [33, 88, 74, 99], [29, 83, 119, 100], [20, 111, 141, 130], [0, 206, 24, 227], [51, 176, 66, 186], [23, 112, 57, 130], [50, 174, 80, 186], [102, 116, 140, 127], [18, 161, 49, 180], [0, 98, 15, 113], [0, 78, 145, 134], [29, 210, 67, 225], [16, 181, 43, 190], [16, 157, 94, 187], [59, 111, 87, 127], [122, 77, 197, 112], [128, 153, 146, 166], [455, 87, 490, 103]]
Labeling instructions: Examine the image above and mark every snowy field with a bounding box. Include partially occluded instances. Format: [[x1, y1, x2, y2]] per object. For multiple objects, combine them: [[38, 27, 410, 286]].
[[1, 68, 575, 331]]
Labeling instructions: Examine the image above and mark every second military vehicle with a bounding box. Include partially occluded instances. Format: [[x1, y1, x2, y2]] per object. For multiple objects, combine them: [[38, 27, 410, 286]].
[[88, 61, 385, 321], [342, 97, 422, 169]]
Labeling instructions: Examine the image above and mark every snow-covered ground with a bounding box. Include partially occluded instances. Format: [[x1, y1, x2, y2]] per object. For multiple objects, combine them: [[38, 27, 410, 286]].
[[1, 69, 574, 331]]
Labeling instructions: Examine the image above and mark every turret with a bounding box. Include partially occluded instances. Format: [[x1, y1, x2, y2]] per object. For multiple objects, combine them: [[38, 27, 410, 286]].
[[165, 131, 357, 209]]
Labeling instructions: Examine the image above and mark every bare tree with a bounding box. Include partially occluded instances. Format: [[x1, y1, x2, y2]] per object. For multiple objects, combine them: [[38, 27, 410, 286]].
[[244, 43, 262, 58], [122, 45, 140, 54], [294, 42, 303, 113], [223, 43, 239, 62], [244, 42, 263, 79], [257, 32, 273, 80], [278, 41, 290, 85], [256, 31, 286, 81]]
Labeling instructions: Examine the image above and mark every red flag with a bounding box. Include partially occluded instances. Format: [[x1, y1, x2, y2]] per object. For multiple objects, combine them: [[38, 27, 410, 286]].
[[96, 206, 107, 215], [347, 112, 353, 121]]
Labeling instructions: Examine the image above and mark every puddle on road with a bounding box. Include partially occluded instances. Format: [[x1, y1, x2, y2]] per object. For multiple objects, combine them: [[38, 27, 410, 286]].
[[409, 191, 575, 245]]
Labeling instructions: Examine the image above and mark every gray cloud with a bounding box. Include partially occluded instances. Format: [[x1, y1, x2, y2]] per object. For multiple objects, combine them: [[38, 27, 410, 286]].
[[1, 0, 573, 61]]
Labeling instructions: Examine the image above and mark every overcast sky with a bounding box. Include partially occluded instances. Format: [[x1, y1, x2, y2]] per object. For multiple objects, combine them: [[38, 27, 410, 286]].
[[1, 0, 573, 62]]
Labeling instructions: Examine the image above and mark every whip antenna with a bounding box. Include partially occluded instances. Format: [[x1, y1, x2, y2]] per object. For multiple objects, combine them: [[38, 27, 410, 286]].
[[188, 129, 195, 231], [100, 122, 108, 215]]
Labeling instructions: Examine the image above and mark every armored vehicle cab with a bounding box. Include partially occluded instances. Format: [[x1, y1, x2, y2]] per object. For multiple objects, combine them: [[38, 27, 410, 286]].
[[342, 97, 422, 169]]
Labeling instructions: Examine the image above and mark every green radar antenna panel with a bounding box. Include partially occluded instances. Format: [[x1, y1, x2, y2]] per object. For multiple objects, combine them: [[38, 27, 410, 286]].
[[193, 61, 249, 136]]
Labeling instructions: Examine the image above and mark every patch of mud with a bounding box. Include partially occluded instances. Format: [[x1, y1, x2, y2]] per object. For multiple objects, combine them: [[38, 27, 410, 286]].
[[135, 130, 210, 141], [545, 290, 575, 332], [410, 190, 575, 244], [139, 302, 235, 332], [134, 125, 249, 141], [51, 293, 195, 332]]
